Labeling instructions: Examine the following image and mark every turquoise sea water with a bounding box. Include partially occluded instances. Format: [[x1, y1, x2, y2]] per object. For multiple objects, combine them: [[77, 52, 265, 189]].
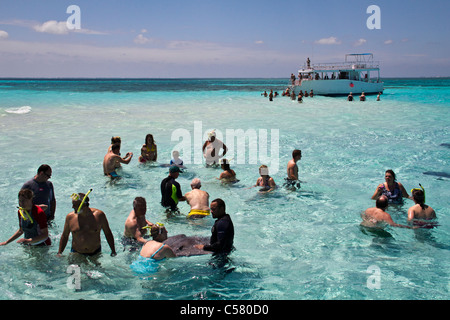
[[0, 78, 448, 300]]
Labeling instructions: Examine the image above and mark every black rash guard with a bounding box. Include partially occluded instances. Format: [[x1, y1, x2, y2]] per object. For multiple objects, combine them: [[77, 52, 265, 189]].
[[204, 214, 234, 254]]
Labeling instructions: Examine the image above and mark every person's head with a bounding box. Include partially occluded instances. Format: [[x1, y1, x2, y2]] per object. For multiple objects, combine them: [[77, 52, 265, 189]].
[[36, 164, 52, 181], [376, 195, 388, 210], [151, 225, 168, 242], [111, 136, 121, 145], [221, 159, 230, 170], [384, 169, 396, 183], [292, 149, 302, 161], [190, 178, 201, 189], [412, 189, 426, 208], [133, 197, 147, 215], [145, 134, 154, 145], [259, 165, 269, 176], [207, 130, 216, 142], [172, 150, 180, 159], [169, 165, 182, 178], [18, 189, 34, 210], [72, 193, 89, 213], [111, 143, 121, 154], [210, 198, 226, 219]]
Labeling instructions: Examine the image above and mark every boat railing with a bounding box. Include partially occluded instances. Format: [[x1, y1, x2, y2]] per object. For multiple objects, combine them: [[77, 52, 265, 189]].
[[300, 61, 380, 71]]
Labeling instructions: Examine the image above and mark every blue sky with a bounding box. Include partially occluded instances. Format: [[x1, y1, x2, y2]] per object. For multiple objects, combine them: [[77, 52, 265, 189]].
[[0, 0, 449, 77]]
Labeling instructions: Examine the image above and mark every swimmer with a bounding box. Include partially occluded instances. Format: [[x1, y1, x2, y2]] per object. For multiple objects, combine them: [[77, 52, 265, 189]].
[[347, 92, 354, 101], [103, 143, 133, 178], [360, 92, 366, 101], [108, 136, 122, 152], [377, 92, 381, 101], [58, 191, 116, 256], [139, 225, 176, 260], [169, 150, 185, 168], [361, 195, 417, 229], [124, 197, 154, 245], [371, 169, 409, 204], [219, 159, 238, 183], [138, 134, 157, 163], [407, 188, 437, 227], [284, 149, 302, 189], [0, 189, 51, 247], [185, 178, 210, 219], [254, 165, 276, 192]]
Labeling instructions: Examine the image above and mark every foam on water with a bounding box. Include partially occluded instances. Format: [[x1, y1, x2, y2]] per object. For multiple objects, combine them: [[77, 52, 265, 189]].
[[0, 78, 448, 300]]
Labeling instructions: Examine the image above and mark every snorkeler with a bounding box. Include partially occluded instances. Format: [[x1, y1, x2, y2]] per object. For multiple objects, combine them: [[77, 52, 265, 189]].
[[58, 190, 116, 256], [407, 187, 436, 227], [0, 189, 51, 247]]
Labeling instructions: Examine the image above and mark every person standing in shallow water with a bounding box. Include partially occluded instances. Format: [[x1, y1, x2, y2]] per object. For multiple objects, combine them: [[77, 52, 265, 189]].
[[371, 169, 410, 204], [58, 192, 116, 256]]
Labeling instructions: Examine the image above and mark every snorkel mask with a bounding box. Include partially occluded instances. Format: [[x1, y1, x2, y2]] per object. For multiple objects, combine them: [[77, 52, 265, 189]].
[[71, 189, 92, 213], [411, 184, 425, 202], [143, 222, 165, 234]]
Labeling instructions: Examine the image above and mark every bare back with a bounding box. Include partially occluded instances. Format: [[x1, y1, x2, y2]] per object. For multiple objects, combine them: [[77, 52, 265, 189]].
[[185, 189, 210, 211]]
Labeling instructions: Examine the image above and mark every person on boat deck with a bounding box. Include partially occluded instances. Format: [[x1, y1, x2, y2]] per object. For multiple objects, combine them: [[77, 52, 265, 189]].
[[185, 178, 210, 219], [407, 189, 436, 225], [0, 189, 51, 247], [361, 195, 416, 229], [371, 169, 410, 205], [254, 165, 276, 192], [139, 225, 176, 260], [123, 197, 155, 245], [139, 134, 157, 163], [58, 192, 116, 257], [103, 143, 133, 178]]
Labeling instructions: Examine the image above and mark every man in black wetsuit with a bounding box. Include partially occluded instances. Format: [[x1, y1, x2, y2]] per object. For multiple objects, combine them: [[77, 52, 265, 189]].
[[195, 198, 234, 255], [160, 166, 186, 214]]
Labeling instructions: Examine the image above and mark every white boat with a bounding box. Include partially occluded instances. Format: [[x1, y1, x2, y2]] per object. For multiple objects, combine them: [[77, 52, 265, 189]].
[[290, 53, 384, 96]]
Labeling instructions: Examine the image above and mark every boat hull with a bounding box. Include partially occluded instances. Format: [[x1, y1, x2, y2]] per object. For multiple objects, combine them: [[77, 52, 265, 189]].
[[293, 79, 383, 96]]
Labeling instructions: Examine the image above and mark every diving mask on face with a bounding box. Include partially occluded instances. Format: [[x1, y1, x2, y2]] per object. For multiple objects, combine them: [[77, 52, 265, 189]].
[[71, 189, 92, 213]]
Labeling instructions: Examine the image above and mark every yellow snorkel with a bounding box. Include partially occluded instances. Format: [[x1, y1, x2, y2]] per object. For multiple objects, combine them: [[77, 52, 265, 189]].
[[17, 207, 34, 224], [71, 189, 92, 213], [143, 222, 165, 234], [411, 183, 425, 202]]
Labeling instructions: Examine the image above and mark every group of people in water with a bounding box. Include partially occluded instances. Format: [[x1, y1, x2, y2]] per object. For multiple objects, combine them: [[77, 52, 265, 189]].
[[261, 88, 382, 102], [0, 128, 437, 272]]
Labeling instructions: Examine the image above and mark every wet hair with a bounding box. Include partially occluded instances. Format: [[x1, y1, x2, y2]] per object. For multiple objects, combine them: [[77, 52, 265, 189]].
[[145, 134, 155, 145], [385, 169, 396, 181], [18, 188, 34, 200], [376, 195, 388, 210], [37, 164, 51, 174], [76, 193, 89, 208], [133, 197, 146, 209], [211, 198, 226, 211], [111, 143, 121, 152], [292, 149, 302, 158], [111, 136, 121, 144], [412, 189, 426, 209]]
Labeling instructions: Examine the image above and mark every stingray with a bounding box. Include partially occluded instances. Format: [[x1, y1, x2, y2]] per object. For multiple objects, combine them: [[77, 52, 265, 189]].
[[164, 234, 211, 257], [422, 171, 450, 179]]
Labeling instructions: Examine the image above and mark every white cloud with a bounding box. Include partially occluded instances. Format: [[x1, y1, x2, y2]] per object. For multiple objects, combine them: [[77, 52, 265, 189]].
[[0, 30, 8, 39], [134, 34, 151, 44], [33, 20, 69, 35], [314, 37, 341, 45], [384, 39, 393, 45], [354, 38, 367, 47], [32, 20, 106, 35], [254, 40, 264, 45]]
